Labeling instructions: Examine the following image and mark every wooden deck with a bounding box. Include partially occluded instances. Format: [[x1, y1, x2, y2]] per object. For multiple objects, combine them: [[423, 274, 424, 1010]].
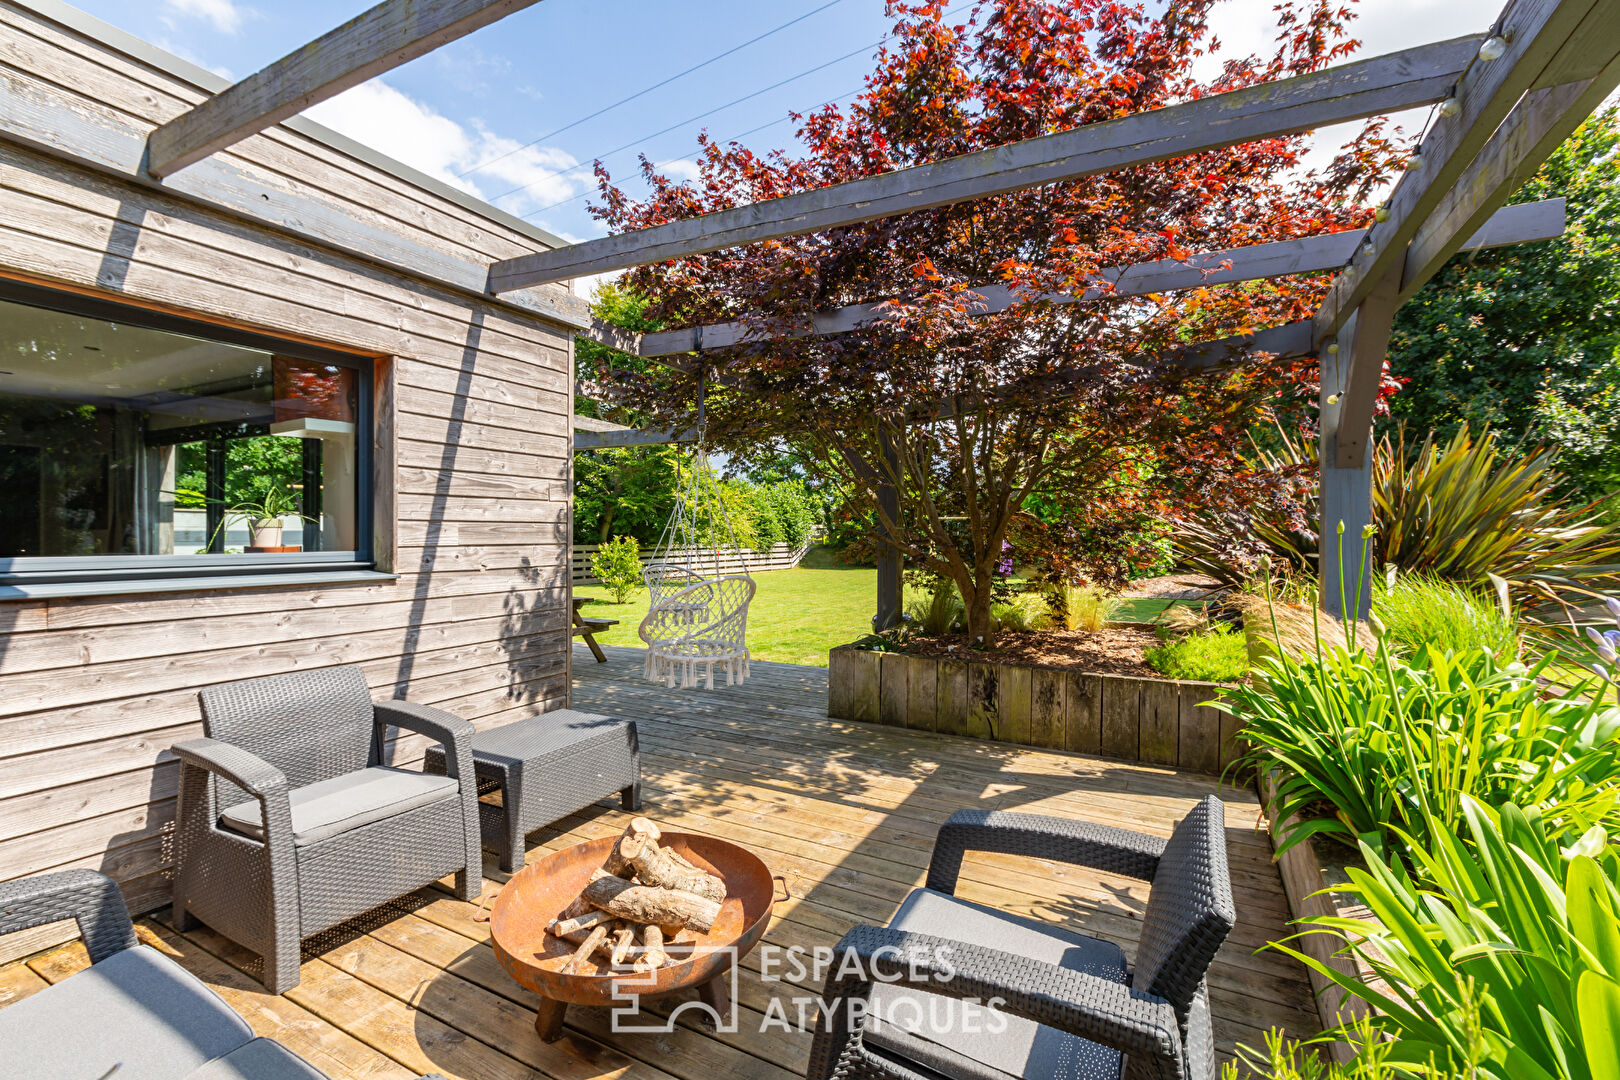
[[0, 645, 1316, 1077]]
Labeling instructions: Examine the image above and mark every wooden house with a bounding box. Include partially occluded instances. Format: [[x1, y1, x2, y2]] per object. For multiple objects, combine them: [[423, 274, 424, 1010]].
[[0, 0, 583, 958]]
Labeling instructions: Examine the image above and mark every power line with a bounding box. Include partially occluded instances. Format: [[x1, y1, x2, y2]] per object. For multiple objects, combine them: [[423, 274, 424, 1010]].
[[520, 86, 862, 221], [510, 0, 973, 223], [485, 41, 877, 206], [455, 0, 851, 180]]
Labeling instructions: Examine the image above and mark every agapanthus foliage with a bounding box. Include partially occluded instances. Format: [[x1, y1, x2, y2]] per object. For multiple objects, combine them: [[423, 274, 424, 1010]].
[[586, 0, 1405, 643]]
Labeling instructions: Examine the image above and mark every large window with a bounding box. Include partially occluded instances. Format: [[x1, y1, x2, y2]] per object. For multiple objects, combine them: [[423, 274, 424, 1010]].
[[0, 282, 373, 590]]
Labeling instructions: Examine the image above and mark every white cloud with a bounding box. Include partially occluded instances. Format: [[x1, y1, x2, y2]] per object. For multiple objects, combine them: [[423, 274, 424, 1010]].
[[305, 81, 592, 214], [162, 0, 250, 36], [659, 159, 704, 183]]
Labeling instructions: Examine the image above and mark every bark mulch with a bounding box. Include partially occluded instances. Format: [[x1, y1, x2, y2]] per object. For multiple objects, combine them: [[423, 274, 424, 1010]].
[[897, 625, 1160, 676]]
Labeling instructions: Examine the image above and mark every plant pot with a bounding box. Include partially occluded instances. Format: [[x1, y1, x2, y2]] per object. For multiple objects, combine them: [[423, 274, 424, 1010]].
[[248, 518, 284, 548]]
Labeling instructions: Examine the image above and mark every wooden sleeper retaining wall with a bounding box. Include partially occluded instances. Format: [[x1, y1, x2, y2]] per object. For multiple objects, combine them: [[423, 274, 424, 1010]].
[[828, 646, 1243, 775]]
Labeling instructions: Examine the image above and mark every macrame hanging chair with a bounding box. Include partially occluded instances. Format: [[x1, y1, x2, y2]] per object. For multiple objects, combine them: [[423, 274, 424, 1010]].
[[638, 374, 756, 689]]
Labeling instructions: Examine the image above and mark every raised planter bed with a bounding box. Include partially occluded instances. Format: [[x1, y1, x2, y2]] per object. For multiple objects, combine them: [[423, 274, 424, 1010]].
[[1260, 772, 1383, 1062], [827, 645, 1243, 774]]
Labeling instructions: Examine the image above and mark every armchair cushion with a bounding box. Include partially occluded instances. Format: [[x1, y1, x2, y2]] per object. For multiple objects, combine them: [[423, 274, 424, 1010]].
[[185, 1037, 329, 1079], [862, 888, 1126, 1080], [0, 945, 252, 1080], [220, 766, 458, 846]]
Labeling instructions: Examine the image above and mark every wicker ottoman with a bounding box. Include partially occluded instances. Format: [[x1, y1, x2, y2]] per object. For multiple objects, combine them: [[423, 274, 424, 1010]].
[[423, 710, 641, 873]]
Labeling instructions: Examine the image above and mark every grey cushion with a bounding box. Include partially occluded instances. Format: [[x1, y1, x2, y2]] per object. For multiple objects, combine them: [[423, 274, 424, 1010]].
[[185, 1038, 330, 1079], [863, 888, 1125, 1080], [221, 766, 458, 846], [0, 944, 252, 1080], [463, 710, 623, 765]]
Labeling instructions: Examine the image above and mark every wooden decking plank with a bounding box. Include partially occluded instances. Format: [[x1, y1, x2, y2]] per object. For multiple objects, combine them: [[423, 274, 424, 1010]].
[[142, 923, 414, 1080], [0, 959, 49, 1007]]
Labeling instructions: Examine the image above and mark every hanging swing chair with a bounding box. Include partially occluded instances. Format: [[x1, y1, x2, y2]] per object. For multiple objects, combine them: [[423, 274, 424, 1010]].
[[638, 375, 756, 690]]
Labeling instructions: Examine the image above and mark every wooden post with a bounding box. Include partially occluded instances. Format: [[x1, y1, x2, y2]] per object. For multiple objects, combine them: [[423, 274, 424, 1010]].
[[874, 432, 902, 631], [1319, 258, 1399, 623]]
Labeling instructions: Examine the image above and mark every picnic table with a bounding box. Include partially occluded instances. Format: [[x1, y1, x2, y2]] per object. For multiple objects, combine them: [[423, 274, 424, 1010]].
[[571, 596, 619, 663]]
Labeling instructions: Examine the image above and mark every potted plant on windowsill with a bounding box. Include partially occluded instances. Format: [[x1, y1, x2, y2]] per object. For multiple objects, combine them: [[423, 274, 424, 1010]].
[[171, 485, 315, 552]]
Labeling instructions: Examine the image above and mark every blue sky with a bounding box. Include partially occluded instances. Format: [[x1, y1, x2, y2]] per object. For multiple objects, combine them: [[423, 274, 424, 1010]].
[[69, 0, 1490, 257]]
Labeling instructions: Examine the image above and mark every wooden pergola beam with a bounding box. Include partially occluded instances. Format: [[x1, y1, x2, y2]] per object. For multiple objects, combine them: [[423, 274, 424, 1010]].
[[573, 414, 698, 449], [491, 35, 1485, 291], [629, 199, 1563, 358], [1328, 6, 1620, 468], [1313, 0, 1605, 340], [146, 0, 545, 178]]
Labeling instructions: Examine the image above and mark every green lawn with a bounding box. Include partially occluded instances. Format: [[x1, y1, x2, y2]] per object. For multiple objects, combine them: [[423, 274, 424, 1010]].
[[576, 558, 1199, 667], [576, 563, 879, 667]]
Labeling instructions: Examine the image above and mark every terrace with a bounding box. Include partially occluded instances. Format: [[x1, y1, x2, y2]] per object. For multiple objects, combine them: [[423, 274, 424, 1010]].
[[0, 646, 1312, 1076]]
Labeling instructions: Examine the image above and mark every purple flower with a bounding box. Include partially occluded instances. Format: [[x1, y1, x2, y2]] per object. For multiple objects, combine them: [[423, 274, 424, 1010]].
[[996, 540, 1013, 577]]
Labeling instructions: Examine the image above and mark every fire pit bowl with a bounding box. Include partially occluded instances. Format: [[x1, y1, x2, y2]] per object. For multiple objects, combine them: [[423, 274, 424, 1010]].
[[490, 830, 783, 1040]]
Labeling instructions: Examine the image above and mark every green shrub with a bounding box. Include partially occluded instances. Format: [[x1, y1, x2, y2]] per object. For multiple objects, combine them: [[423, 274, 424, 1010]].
[[1172, 423, 1620, 611], [1055, 584, 1118, 632], [1217, 641, 1620, 865], [1145, 626, 1248, 682], [992, 592, 1054, 632], [906, 579, 963, 635], [590, 535, 643, 604], [1277, 798, 1620, 1079], [1372, 573, 1519, 660]]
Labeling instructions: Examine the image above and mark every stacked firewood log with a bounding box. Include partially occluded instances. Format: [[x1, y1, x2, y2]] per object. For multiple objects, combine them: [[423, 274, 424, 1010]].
[[546, 818, 726, 974]]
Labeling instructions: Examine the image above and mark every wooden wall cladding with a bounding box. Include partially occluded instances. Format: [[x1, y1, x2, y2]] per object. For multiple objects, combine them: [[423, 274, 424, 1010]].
[[828, 647, 1242, 776]]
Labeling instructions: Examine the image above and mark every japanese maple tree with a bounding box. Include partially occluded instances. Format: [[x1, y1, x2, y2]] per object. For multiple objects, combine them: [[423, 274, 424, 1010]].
[[586, 0, 1402, 645]]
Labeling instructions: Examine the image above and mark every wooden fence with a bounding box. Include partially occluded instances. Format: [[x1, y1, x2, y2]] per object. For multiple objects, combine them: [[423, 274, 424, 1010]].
[[572, 538, 815, 585], [827, 646, 1244, 775]]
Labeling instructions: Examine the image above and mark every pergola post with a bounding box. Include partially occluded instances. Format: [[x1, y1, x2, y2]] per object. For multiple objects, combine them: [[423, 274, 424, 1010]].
[[874, 431, 903, 632], [1318, 266, 1400, 620]]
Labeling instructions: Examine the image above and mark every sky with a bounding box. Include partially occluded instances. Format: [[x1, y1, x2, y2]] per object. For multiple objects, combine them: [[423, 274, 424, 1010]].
[[71, 0, 1496, 280]]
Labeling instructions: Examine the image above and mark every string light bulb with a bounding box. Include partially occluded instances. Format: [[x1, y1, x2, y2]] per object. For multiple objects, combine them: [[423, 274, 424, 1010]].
[[1438, 96, 1462, 118], [1326, 393, 1341, 405], [1375, 205, 1391, 222], [1359, 237, 1377, 257], [1405, 152, 1425, 171], [1479, 35, 1507, 61], [1327, 342, 1340, 354]]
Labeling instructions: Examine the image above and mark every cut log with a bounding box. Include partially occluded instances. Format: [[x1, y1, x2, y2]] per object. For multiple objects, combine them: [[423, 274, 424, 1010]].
[[639, 924, 667, 970], [603, 817, 662, 877], [610, 925, 636, 966], [561, 923, 610, 974], [582, 870, 721, 933], [549, 909, 614, 938], [626, 840, 726, 904]]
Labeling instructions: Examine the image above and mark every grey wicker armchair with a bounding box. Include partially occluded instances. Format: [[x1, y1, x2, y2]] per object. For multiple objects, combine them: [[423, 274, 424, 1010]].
[[171, 666, 482, 993], [0, 869, 450, 1078], [808, 796, 1234, 1080]]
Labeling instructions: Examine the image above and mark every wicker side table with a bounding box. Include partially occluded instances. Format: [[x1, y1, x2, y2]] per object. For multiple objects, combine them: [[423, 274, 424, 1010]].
[[424, 709, 640, 872]]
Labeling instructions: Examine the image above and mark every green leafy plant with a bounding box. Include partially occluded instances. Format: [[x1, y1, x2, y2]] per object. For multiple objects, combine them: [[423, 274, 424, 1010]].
[[1373, 572, 1520, 660], [1218, 638, 1620, 864], [1055, 584, 1118, 632], [1277, 798, 1620, 1080], [1145, 625, 1248, 682], [1225, 1016, 1398, 1080], [906, 579, 963, 635], [590, 535, 643, 604], [1173, 424, 1620, 610], [170, 484, 314, 549], [992, 592, 1053, 633]]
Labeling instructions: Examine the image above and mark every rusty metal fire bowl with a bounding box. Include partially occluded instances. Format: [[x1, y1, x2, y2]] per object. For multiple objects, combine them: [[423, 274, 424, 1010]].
[[490, 831, 780, 1039]]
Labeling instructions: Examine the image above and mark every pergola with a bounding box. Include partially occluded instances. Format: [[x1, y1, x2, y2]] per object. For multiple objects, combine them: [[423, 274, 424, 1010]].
[[69, 0, 1620, 622]]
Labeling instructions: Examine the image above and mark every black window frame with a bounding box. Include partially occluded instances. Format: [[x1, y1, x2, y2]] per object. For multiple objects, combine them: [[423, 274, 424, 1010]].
[[0, 279, 376, 588]]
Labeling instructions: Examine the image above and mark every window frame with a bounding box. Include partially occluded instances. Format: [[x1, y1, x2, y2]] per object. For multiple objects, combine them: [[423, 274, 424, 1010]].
[[0, 278, 377, 589]]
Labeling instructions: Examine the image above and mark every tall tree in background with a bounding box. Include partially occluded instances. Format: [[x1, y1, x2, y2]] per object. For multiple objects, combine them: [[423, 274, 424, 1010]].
[[1384, 105, 1620, 500], [586, 0, 1402, 644]]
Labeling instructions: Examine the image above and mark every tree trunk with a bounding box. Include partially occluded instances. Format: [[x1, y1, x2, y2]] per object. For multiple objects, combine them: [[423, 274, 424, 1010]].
[[962, 564, 997, 648]]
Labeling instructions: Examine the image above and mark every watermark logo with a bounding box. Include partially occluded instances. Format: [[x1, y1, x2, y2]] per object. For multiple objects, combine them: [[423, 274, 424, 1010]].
[[609, 946, 740, 1034], [607, 942, 1006, 1037]]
